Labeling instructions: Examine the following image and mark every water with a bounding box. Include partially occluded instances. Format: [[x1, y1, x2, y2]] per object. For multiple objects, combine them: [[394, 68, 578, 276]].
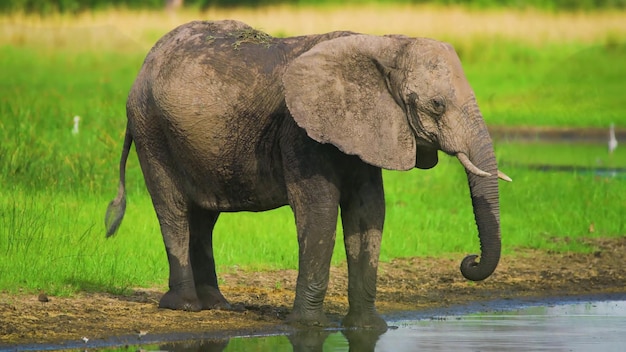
[[380, 300, 626, 351], [11, 297, 625, 351], [140, 299, 626, 351], [508, 163, 626, 179]]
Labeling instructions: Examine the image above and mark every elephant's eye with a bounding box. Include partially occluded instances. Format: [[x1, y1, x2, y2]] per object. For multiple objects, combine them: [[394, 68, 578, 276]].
[[431, 96, 446, 115]]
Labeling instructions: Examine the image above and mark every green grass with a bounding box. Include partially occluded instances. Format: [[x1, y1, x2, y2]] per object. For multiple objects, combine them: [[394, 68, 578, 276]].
[[460, 39, 626, 127], [1, 24, 625, 296], [383, 151, 626, 258], [4, 149, 625, 295], [0, 188, 167, 295]]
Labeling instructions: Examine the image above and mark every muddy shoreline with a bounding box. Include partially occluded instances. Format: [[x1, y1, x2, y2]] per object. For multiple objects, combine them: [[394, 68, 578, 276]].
[[1, 237, 625, 349]]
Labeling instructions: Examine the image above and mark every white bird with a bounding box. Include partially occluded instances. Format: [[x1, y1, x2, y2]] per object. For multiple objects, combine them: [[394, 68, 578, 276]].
[[608, 123, 618, 154], [72, 115, 80, 135]]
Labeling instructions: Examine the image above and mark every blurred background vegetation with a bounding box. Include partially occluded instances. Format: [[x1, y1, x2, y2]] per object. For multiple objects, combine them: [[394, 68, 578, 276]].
[[2, 0, 626, 14], [1, 0, 624, 295]]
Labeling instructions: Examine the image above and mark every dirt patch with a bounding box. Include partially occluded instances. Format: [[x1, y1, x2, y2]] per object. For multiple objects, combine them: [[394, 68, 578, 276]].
[[1, 237, 625, 346]]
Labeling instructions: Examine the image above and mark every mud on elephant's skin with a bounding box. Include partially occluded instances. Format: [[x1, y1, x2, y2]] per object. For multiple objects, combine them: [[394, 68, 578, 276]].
[[105, 20, 510, 329]]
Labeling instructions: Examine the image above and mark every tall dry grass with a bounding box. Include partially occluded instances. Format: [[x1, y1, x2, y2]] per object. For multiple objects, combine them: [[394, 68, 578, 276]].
[[1, 4, 625, 51]]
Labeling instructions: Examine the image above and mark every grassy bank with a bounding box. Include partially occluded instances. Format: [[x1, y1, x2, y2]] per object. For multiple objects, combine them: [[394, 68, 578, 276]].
[[2, 153, 625, 295], [1, 5, 625, 296]]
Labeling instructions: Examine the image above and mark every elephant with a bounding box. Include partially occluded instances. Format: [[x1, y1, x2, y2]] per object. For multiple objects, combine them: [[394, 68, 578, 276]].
[[105, 20, 510, 329]]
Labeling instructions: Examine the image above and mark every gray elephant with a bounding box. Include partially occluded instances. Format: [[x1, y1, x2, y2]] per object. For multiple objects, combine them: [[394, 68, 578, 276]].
[[105, 20, 510, 329]]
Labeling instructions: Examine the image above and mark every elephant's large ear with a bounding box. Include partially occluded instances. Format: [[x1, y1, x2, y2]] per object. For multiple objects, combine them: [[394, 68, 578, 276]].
[[283, 34, 416, 171]]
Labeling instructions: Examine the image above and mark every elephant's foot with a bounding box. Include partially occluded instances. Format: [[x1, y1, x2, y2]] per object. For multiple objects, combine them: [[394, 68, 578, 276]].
[[286, 308, 332, 327], [196, 285, 231, 310], [342, 310, 387, 330], [159, 289, 202, 312]]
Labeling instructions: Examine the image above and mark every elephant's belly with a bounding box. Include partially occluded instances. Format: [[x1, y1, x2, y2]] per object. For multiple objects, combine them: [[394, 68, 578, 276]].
[[163, 111, 289, 211], [180, 162, 289, 212], [198, 188, 288, 212], [192, 186, 289, 212]]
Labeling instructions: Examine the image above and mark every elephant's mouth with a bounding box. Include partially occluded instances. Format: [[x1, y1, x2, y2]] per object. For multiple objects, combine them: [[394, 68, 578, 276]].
[[456, 153, 512, 182]]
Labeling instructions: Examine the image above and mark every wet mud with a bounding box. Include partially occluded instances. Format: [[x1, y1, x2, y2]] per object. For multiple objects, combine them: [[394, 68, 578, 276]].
[[1, 237, 625, 348]]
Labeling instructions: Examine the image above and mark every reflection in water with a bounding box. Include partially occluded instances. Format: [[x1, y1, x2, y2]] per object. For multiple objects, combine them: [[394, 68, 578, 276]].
[[150, 327, 386, 352], [342, 328, 386, 352], [287, 329, 333, 352], [157, 338, 229, 351], [140, 300, 626, 352]]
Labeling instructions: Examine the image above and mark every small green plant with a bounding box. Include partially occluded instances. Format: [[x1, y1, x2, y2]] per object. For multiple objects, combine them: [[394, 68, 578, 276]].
[[230, 28, 273, 50]]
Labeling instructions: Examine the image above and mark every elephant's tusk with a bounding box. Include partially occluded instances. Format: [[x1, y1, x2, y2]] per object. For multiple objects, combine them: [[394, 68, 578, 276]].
[[457, 153, 491, 177], [498, 170, 512, 182]]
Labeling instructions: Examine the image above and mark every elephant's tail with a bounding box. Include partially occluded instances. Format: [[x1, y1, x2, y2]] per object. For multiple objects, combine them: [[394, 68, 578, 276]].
[[105, 124, 133, 238]]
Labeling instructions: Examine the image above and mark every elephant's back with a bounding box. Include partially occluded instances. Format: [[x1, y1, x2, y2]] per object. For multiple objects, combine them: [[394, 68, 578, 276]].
[[134, 21, 357, 125], [149, 20, 254, 54], [138, 21, 285, 128]]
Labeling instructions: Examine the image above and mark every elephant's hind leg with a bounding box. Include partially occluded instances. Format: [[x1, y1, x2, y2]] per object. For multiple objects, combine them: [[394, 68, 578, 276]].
[[188, 206, 230, 310], [138, 146, 202, 311], [340, 165, 387, 330], [153, 201, 203, 312]]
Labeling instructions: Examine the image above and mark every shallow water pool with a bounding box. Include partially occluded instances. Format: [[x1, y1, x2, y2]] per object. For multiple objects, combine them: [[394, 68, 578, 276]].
[[380, 300, 626, 351], [158, 299, 626, 352]]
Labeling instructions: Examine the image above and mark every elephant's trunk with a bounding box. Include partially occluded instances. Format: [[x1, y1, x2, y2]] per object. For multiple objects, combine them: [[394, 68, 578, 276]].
[[457, 121, 501, 282]]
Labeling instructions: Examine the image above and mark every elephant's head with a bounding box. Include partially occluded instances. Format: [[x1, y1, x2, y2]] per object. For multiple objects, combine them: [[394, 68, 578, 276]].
[[283, 34, 509, 281]]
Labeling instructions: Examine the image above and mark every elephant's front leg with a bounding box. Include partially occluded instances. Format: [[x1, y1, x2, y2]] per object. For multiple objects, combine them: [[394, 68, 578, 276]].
[[286, 183, 340, 326], [340, 166, 387, 329]]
